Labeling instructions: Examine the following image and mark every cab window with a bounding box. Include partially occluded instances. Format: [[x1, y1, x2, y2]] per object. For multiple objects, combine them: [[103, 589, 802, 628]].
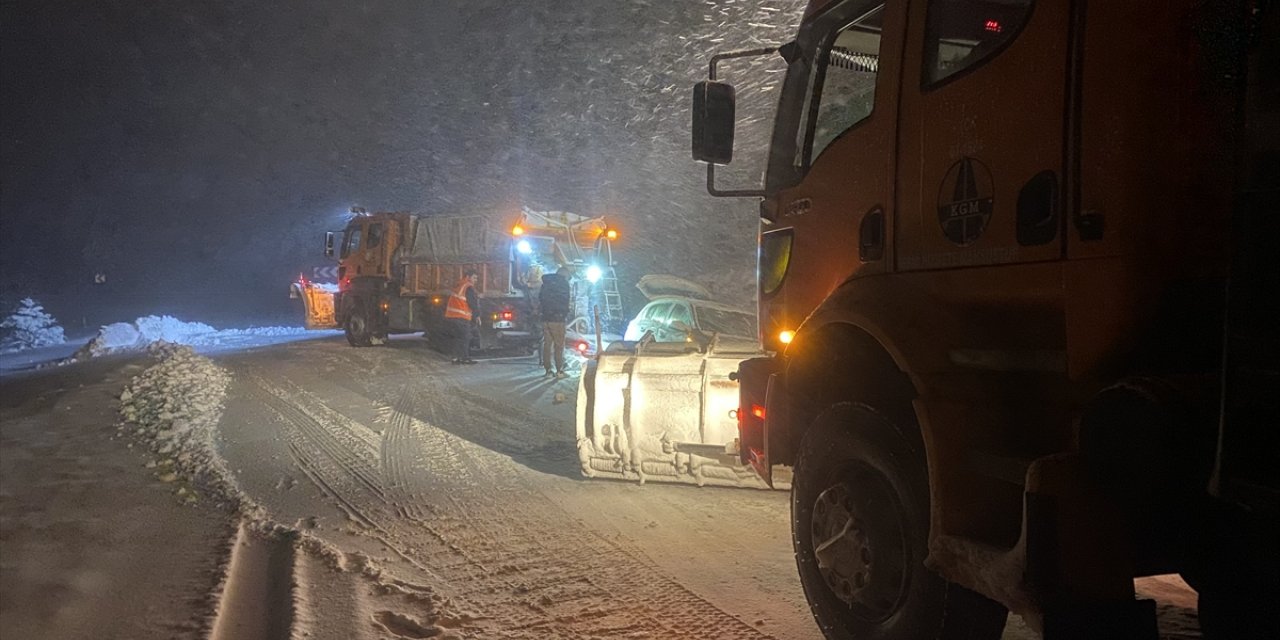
[[341, 226, 362, 258], [367, 223, 384, 248], [922, 0, 1034, 87], [802, 4, 885, 165]]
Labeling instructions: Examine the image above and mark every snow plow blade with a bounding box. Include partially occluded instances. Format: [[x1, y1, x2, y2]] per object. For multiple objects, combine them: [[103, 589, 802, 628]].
[[575, 343, 784, 489], [290, 281, 338, 330]]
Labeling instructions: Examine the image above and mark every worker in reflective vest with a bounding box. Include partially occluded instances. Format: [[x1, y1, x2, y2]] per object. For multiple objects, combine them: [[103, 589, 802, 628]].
[[445, 271, 479, 364]]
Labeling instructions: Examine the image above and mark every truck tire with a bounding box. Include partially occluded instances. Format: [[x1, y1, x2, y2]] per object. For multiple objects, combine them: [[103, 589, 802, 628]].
[[1198, 579, 1280, 640], [344, 300, 373, 347], [792, 403, 1007, 640], [1186, 503, 1280, 640]]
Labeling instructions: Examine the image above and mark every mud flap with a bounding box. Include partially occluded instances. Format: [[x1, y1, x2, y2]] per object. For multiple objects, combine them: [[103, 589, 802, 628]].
[[737, 356, 785, 486]]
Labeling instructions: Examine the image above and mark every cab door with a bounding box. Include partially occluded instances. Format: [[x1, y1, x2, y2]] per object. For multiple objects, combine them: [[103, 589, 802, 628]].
[[895, 0, 1068, 270], [763, 0, 908, 344]]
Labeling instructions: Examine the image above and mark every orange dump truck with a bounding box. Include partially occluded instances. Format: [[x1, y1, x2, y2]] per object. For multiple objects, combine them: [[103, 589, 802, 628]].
[[692, 1, 1276, 638], [293, 209, 618, 350]]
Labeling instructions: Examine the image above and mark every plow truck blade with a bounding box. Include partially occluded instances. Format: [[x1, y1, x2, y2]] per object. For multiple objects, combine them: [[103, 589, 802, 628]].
[[575, 341, 780, 489]]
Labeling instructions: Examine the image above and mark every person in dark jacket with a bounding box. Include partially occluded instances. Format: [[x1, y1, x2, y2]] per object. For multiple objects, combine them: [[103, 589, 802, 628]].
[[538, 267, 572, 377], [445, 270, 480, 364]]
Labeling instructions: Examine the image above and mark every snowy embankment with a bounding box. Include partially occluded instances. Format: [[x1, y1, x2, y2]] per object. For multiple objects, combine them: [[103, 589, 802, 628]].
[[116, 342, 253, 511], [72, 315, 323, 361]]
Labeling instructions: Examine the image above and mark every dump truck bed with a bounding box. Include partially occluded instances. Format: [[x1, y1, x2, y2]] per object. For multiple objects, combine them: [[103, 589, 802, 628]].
[[398, 214, 516, 297]]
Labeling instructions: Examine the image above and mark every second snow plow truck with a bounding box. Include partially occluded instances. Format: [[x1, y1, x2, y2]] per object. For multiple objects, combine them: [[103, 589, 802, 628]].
[[293, 208, 619, 350], [691, 1, 1276, 639]]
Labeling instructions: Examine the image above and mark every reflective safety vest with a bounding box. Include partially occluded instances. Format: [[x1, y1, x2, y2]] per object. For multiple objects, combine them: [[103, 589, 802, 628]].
[[444, 280, 473, 321]]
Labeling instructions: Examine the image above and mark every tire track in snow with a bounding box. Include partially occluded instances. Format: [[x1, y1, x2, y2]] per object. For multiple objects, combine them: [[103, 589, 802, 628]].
[[384, 381, 771, 639], [208, 522, 298, 640], [243, 356, 772, 638], [254, 376, 387, 505]]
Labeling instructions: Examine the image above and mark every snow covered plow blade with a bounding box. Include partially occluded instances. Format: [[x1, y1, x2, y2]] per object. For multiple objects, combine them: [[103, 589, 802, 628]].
[[575, 338, 774, 488], [290, 281, 338, 330]]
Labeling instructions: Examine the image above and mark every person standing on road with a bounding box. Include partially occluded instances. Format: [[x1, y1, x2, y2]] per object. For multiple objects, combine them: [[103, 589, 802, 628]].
[[538, 267, 572, 378], [445, 270, 480, 364]]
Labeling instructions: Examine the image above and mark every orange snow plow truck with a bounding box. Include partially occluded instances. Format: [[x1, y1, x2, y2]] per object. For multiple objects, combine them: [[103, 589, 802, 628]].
[[293, 209, 617, 349], [692, 1, 1276, 639]]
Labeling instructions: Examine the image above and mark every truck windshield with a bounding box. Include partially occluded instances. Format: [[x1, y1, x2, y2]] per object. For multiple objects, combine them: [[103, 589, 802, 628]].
[[765, 1, 885, 198], [341, 226, 362, 258]]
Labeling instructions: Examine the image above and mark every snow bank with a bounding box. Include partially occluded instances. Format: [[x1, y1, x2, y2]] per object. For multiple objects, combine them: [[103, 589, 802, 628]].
[[71, 315, 312, 360], [0, 298, 66, 352], [117, 342, 247, 509]]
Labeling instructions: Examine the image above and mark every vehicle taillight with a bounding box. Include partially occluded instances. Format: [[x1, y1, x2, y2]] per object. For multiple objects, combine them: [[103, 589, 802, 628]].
[[751, 404, 767, 420], [502, 310, 514, 321], [576, 342, 589, 352]]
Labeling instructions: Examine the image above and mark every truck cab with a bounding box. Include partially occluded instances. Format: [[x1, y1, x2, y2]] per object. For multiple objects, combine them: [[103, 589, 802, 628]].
[[693, 1, 1275, 638]]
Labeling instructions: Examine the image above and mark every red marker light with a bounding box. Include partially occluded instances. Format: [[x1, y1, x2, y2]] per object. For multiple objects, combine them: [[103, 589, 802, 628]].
[[751, 404, 767, 420], [576, 342, 588, 352], [501, 310, 514, 321], [984, 19, 1002, 33]]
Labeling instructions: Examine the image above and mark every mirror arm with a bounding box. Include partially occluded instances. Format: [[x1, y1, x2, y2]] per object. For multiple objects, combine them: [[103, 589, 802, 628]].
[[709, 47, 778, 80], [707, 164, 767, 198], [703, 46, 777, 199]]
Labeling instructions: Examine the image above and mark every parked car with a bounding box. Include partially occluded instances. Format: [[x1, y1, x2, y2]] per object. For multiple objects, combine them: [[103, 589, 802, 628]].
[[576, 276, 770, 487], [622, 275, 756, 343]]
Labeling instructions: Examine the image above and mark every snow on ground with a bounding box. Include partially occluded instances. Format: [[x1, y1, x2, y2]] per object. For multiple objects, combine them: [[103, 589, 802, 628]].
[[0, 314, 339, 374], [1, 334, 1206, 640], [116, 342, 244, 509], [0, 354, 239, 640], [70, 315, 329, 361]]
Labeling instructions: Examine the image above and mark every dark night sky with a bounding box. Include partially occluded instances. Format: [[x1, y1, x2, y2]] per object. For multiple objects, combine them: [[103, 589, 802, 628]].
[[1, 0, 801, 328]]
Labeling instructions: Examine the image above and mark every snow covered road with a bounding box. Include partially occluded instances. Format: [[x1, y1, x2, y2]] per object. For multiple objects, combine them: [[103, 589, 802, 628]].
[[1, 334, 1202, 639], [212, 336, 810, 639]]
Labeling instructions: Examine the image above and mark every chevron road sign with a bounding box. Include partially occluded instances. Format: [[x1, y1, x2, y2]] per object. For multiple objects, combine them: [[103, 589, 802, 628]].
[[312, 266, 339, 280]]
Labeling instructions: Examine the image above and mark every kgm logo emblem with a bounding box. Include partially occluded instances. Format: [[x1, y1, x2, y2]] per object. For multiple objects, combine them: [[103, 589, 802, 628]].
[[936, 157, 994, 246]]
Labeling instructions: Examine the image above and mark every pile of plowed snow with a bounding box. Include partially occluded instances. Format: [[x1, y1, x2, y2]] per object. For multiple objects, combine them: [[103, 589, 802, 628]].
[[117, 342, 246, 508], [71, 315, 311, 360]]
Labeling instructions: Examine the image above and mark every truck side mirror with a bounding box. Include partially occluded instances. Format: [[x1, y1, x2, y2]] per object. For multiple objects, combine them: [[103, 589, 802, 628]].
[[692, 81, 736, 165], [324, 232, 336, 258]]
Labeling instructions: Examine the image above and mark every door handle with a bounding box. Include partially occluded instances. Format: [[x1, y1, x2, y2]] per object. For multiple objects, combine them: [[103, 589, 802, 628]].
[[859, 207, 884, 262]]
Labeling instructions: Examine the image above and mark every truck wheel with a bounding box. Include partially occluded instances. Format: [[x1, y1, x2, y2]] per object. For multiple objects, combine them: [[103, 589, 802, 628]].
[[1198, 579, 1280, 640], [1187, 503, 1280, 640], [344, 301, 373, 347], [792, 403, 1007, 640]]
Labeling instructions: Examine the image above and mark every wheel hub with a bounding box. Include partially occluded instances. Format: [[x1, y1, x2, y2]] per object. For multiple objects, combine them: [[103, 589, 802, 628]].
[[810, 479, 907, 619], [349, 314, 366, 335]]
